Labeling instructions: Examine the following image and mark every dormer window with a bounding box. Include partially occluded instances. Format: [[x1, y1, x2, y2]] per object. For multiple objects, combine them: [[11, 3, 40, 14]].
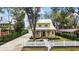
[[39, 24, 41, 27], [45, 24, 48, 27]]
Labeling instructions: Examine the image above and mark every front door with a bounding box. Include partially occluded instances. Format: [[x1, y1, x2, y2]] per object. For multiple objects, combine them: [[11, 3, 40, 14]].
[[42, 31, 45, 37]]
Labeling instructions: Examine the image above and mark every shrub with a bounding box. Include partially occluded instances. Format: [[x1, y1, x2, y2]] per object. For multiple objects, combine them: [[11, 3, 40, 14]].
[[56, 32, 78, 41], [0, 29, 28, 45]]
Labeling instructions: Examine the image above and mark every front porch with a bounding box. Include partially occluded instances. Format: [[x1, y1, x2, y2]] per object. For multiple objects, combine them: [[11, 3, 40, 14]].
[[34, 30, 55, 38]]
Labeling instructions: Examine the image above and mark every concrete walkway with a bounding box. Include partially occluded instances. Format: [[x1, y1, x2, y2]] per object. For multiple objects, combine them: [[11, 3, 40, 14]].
[[0, 33, 32, 51]]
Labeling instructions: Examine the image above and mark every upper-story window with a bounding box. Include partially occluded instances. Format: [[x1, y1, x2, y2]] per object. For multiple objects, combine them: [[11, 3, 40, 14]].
[[38, 24, 41, 27], [45, 24, 48, 27], [37, 23, 49, 27]]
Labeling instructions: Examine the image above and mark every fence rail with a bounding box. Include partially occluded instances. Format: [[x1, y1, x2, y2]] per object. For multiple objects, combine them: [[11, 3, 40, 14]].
[[23, 42, 47, 46], [24, 41, 79, 47], [51, 41, 79, 46]]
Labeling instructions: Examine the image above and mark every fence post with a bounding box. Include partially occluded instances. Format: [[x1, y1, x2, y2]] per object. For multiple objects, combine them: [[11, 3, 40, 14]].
[[34, 41, 36, 46], [75, 40, 76, 46], [48, 41, 49, 51], [48, 41, 51, 51], [64, 40, 65, 46], [53, 40, 54, 46]]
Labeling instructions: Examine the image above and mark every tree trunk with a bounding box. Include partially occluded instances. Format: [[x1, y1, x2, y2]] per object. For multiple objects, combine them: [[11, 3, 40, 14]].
[[33, 18, 36, 41]]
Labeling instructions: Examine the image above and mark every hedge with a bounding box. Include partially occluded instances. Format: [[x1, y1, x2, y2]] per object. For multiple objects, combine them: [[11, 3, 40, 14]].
[[56, 32, 79, 41], [0, 30, 28, 45]]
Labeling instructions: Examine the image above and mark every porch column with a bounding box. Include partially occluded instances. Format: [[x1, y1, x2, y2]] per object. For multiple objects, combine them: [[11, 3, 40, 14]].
[[35, 31, 38, 38], [7, 31, 10, 34], [45, 31, 48, 37], [39, 31, 42, 37], [49, 30, 52, 37], [52, 30, 55, 37]]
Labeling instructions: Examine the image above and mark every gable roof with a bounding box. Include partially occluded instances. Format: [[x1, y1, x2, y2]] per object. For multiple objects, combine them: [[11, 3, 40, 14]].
[[37, 19, 52, 23], [36, 19, 56, 30]]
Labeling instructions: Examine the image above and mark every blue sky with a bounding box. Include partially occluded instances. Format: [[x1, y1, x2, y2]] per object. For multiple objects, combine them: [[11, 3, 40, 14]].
[[0, 7, 79, 27], [0, 7, 52, 27], [1, 7, 79, 27]]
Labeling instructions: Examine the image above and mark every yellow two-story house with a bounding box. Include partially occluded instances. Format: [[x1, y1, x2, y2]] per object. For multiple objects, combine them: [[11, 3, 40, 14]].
[[34, 19, 56, 38]]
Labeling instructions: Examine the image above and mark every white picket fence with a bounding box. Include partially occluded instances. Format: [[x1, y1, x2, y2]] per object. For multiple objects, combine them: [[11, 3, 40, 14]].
[[51, 41, 78, 46], [24, 41, 79, 47], [23, 42, 47, 46]]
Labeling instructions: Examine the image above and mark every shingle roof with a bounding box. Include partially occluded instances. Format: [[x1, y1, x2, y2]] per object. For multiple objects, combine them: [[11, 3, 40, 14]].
[[36, 19, 56, 30], [58, 29, 79, 32], [37, 19, 52, 23]]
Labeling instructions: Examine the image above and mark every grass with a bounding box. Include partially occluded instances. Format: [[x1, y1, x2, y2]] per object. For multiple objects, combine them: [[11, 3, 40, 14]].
[[29, 35, 72, 42], [22, 46, 79, 51], [48, 35, 72, 42], [28, 39, 44, 42], [55, 36, 72, 41], [51, 46, 79, 51]]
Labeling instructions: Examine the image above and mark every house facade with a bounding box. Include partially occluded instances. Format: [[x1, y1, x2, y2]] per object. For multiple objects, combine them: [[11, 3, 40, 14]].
[[57, 29, 79, 37], [0, 23, 14, 37], [32, 19, 56, 38]]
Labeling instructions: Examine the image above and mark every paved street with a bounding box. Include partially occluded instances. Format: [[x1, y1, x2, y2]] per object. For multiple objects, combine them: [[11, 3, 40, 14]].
[[0, 32, 32, 51]]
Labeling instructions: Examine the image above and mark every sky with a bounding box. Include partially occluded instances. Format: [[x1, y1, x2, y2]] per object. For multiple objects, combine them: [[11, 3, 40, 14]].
[[0, 7, 52, 27], [1, 7, 78, 27]]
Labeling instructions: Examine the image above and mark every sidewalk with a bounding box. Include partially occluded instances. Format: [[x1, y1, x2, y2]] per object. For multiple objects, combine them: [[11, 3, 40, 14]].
[[0, 33, 32, 51]]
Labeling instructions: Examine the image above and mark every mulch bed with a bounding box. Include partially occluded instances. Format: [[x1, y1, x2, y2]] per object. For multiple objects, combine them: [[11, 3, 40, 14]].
[[21, 46, 48, 51]]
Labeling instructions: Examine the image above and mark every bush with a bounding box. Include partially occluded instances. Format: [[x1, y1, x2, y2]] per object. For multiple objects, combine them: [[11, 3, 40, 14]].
[[0, 29, 28, 45], [56, 32, 79, 41]]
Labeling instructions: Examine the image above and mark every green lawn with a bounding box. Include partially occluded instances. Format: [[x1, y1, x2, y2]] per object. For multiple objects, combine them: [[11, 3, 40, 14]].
[[49, 35, 72, 42], [29, 35, 72, 42], [56, 36, 72, 41]]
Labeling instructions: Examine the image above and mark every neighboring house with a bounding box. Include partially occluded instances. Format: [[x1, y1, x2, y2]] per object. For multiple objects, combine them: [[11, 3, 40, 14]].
[[57, 29, 79, 37], [32, 19, 56, 38], [0, 23, 14, 37]]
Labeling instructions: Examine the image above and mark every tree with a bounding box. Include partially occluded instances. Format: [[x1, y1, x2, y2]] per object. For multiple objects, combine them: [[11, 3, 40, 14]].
[[25, 7, 40, 40], [0, 7, 4, 13], [65, 7, 75, 13], [51, 7, 60, 22], [10, 7, 25, 33], [51, 7, 61, 29], [51, 7, 76, 29], [4, 7, 12, 31], [14, 12, 25, 33], [44, 12, 50, 19]]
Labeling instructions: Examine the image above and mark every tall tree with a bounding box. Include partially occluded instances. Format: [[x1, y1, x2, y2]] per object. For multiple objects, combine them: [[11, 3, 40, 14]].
[[10, 7, 25, 33], [5, 7, 12, 31], [25, 7, 40, 40], [51, 7, 61, 29], [51, 7, 75, 29], [14, 11, 25, 32], [44, 12, 50, 19]]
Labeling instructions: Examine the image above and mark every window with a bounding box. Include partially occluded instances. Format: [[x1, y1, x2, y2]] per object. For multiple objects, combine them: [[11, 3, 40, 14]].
[[37, 31, 39, 34], [39, 24, 41, 27], [52, 31, 53, 34], [45, 24, 48, 27], [48, 31, 50, 34]]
